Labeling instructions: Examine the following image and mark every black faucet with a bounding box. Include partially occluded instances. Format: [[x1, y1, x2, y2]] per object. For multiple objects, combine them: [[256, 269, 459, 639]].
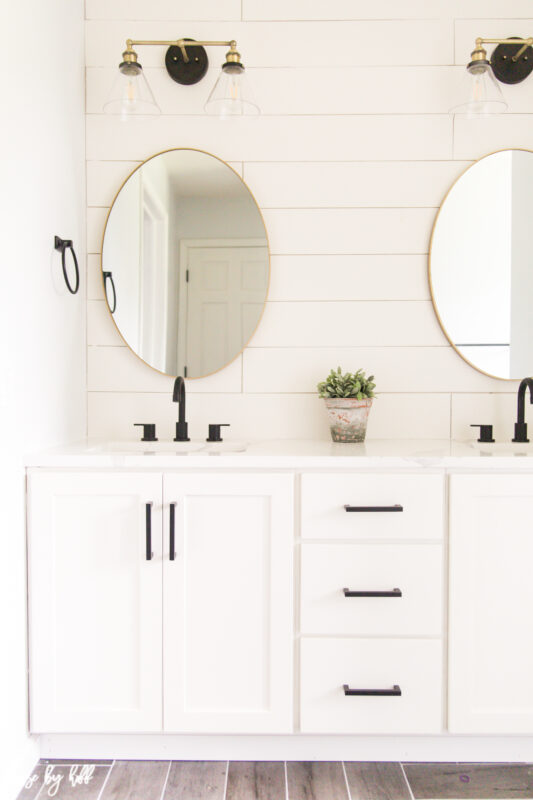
[[512, 377, 533, 443], [173, 376, 190, 441]]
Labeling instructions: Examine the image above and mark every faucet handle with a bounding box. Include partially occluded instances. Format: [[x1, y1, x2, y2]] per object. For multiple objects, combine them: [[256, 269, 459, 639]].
[[207, 424, 230, 442], [471, 424, 495, 443], [134, 423, 158, 442]]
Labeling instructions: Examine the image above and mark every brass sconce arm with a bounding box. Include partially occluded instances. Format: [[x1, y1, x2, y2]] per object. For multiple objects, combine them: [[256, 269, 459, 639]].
[[475, 36, 533, 62], [125, 38, 239, 64]]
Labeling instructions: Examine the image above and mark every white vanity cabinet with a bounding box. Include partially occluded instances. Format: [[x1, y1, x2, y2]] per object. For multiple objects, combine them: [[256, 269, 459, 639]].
[[449, 474, 533, 733], [27, 469, 293, 734], [27, 471, 164, 733], [162, 473, 294, 733], [299, 472, 445, 734], [26, 443, 533, 753]]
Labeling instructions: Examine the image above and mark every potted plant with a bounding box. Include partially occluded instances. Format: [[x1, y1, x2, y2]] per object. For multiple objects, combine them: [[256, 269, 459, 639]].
[[317, 367, 376, 443]]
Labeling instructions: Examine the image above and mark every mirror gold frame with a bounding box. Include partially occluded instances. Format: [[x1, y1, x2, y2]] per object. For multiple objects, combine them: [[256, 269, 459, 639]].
[[428, 147, 532, 382], [100, 147, 271, 380]]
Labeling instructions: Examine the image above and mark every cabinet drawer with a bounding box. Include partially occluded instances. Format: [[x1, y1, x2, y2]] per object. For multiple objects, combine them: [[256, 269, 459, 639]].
[[301, 543, 442, 636], [301, 473, 443, 540], [300, 638, 442, 733]]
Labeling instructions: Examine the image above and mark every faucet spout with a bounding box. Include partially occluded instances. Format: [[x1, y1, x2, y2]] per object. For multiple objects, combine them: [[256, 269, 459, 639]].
[[512, 377, 533, 443], [173, 376, 190, 441]]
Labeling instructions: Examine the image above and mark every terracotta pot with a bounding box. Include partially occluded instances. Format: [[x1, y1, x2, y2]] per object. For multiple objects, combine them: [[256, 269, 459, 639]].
[[324, 397, 373, 443]]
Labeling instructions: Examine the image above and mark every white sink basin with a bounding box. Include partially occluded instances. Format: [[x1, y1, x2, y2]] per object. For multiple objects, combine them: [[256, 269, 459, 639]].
[[468, 441, 533, 456], [88, 441, 206, 454], [87, 440, 248, 454], [202, 440, 248, 453]]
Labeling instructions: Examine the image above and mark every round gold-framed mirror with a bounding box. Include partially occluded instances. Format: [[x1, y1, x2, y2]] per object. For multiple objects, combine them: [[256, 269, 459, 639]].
[[429, 148, 533, 381], [101, 147, 270, 379]]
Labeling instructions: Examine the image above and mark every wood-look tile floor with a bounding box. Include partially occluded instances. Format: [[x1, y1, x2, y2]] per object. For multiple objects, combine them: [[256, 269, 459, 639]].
[[16, 760, 533, 800]]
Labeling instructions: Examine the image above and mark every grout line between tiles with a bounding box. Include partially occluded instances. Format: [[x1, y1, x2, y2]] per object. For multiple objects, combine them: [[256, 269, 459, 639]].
[[400, 762, 416, 800], [30, 768, 44, 800], [95, 760, 115, 800], [159, 761, 172, 800], [341, 761, 353, 800], [223, 760, 229, 800], [284, 761, 289, 800]]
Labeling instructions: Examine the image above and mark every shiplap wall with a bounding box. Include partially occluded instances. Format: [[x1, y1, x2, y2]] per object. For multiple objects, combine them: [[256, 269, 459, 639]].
[[86, 0, 533, 442]]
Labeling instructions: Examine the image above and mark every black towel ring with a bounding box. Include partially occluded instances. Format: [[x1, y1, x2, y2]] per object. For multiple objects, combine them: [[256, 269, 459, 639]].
[[54, 235, 80, 295], [103, 271, 117, 313]]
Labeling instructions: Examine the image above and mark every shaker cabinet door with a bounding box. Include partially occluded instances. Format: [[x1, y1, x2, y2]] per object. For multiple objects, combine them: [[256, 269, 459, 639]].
[[449, 474, 533, 733], [163, 473, 293, 733], [27, 471, 163, 733]]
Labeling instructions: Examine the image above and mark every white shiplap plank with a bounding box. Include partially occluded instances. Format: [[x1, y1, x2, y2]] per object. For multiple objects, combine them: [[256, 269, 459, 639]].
[[87, 207, 108, 253], [87, 65, 464, 116], [268, 255, 430, 301], [87, 299, 124, 346], [86, 115, 453, 162], [244, 161, 470, 208], [249, 300, 446, 347], [89, 253, 429, 304], [88, 346, 242, 392], [86, 0, 241, 21], [243, 0, 533, 21], [89, 206, 436, 256], [85, 19, 452, 68], [263, 208, 436, 255], [86, 160, 140, 207], [453, 115, 533, 160], [451, 392, 520, 441], [88, 298, 445, 349], [88, 391, 450, 441], [87, 254, 104, 300], [243, 347, 514, 394]]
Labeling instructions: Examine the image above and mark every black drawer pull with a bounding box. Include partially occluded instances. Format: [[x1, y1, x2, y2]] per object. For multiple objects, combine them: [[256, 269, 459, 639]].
[[343, 588, 402, 598], [146, 502, 153, 561], [343, 684, 401, 697], [344, 504, 403, 512], [169, 502, 176, 561]]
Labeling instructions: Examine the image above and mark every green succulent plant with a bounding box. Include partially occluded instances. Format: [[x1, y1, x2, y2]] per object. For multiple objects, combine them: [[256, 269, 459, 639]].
[[317, 367, 376, 400]]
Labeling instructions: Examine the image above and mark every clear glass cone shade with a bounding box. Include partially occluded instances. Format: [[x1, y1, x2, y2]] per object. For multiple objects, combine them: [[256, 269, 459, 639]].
[[204, 64, 260, 117], [103, 66, 161, 120], [450, 61, 508, 116]]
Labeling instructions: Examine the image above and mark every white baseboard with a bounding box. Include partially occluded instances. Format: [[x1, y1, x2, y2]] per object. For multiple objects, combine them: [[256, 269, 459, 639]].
[[39, 733, 533, 762]]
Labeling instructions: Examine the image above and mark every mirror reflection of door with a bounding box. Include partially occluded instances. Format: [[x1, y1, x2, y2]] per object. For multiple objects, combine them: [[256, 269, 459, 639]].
[[178, 241, 268, 377], [140, 178, 169, 373], [102, 149, 269, 379]]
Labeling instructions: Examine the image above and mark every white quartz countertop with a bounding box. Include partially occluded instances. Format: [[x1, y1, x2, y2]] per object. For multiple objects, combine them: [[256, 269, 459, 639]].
[[24, 439, 533, 470]]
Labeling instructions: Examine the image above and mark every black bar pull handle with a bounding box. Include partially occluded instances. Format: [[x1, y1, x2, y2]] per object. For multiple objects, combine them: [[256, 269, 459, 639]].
[[344, 504, 403, 512], [343, 587, 402, 598], [343, 684, 402, 697], [146, 502, 153, 561], [169, 503, 176, 561]]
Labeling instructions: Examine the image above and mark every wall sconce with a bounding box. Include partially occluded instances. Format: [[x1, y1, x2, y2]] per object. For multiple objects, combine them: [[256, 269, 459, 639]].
[[103, 38, 260, 119], [451, 36, 533, 115]]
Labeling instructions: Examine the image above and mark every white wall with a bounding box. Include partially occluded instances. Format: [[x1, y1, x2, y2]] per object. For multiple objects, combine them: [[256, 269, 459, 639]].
[[86, 1, 533, 443], [0, 0, 86, 795]]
